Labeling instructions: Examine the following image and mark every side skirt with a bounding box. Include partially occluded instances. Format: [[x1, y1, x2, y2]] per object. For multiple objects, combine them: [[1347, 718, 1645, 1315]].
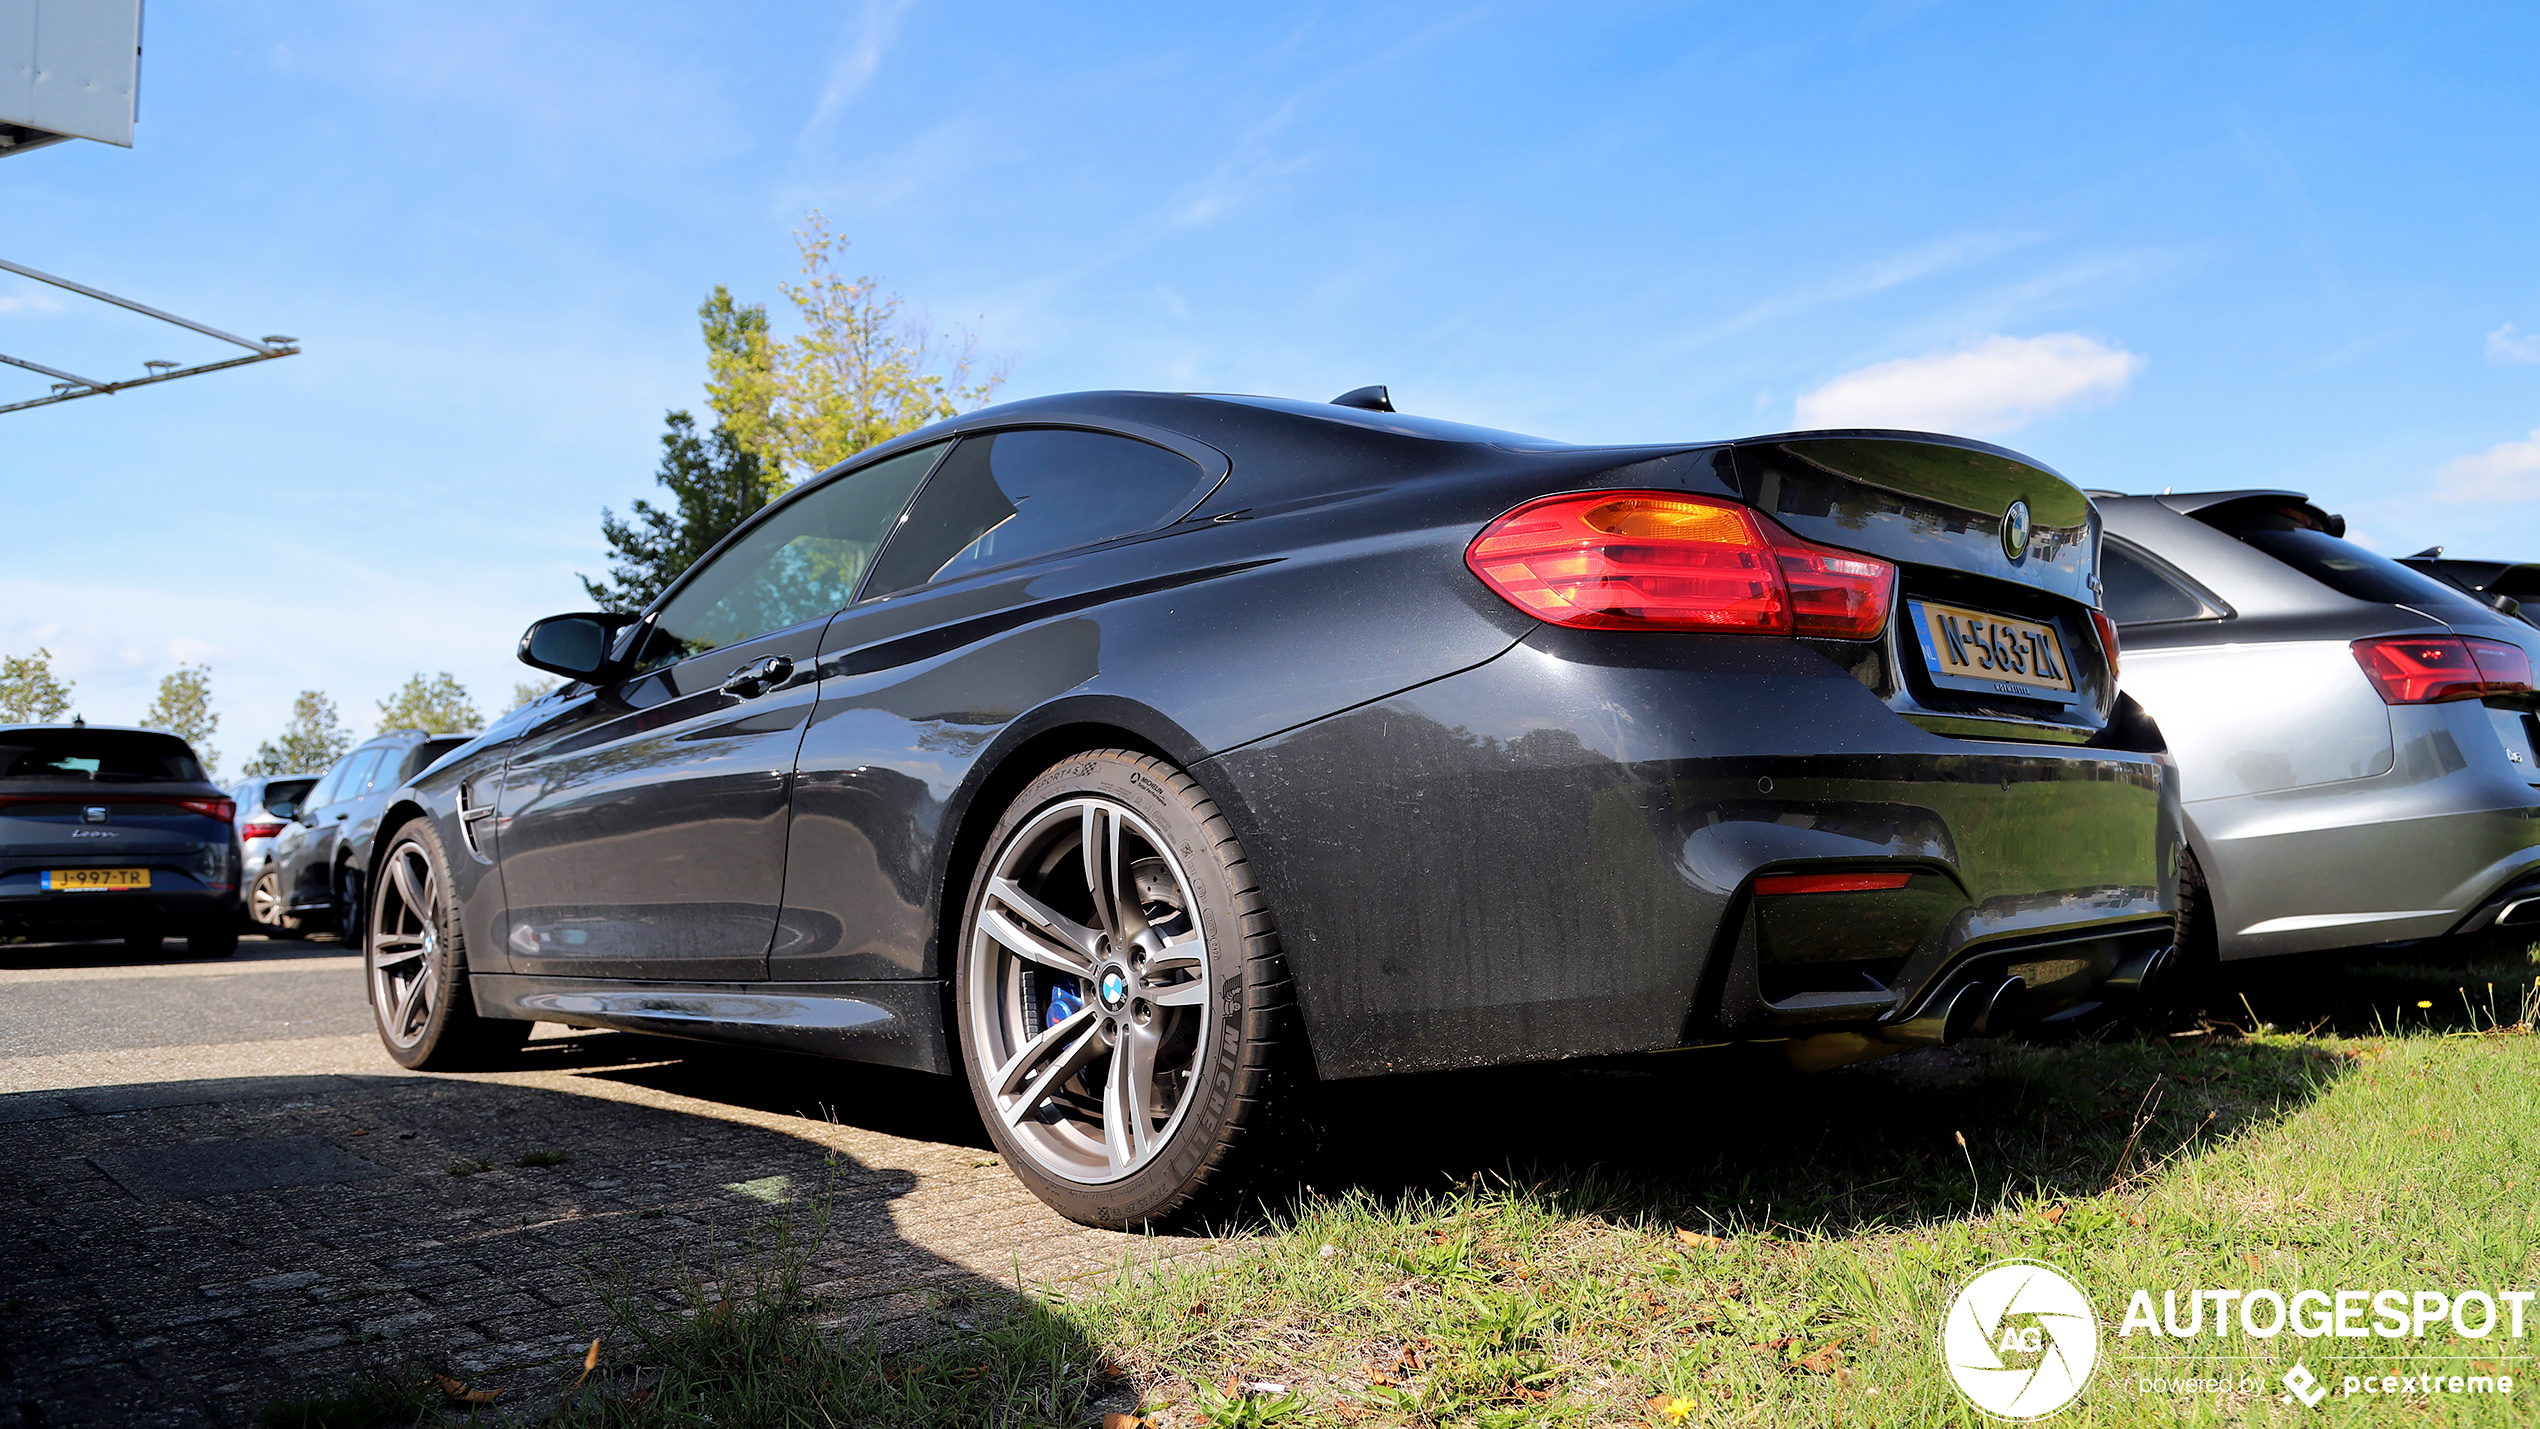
[[469, 974, 952, 1075]]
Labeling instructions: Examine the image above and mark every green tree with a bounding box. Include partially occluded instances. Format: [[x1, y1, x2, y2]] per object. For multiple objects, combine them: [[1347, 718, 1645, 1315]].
[[376, 673, 482, 735], [509, 679, 557, 713], [241, 690, 352, 776], [579, 411, 769, 612], [0, 647, 75, 723], [140, 663, 220, 776], [704, 211, 1006, 492]]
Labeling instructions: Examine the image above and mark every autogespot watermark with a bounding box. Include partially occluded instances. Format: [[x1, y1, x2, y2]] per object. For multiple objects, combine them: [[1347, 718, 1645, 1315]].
[[1939, 1261, 2530, 1421]]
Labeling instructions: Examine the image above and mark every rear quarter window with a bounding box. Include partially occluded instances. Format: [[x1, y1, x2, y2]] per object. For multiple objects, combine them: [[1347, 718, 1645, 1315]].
[[2101, 541, 2221, 625], [861, 429, 1208, 598]]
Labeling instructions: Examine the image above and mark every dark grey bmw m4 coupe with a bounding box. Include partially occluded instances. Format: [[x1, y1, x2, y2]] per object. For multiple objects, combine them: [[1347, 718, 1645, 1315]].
[[360, 389, 2180, 1226]]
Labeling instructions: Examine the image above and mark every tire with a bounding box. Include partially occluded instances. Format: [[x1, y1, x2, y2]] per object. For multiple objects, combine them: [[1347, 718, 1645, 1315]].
[[366, 818, 530, 1070], [2151, 846, 2224, 1021], [247, 870, 299, 932], [187, 924, 239, 958], [954, 750, 1297, 1230]]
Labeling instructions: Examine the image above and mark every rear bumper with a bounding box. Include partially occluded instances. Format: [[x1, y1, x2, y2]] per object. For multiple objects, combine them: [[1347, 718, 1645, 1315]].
[[1205, 628, 2181, 1079], [0, 885, 238, 935], [2184, 700, 2540, 959]]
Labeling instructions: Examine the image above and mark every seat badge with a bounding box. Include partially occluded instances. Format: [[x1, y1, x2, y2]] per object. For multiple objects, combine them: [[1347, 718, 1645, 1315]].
[[83, 806, 108, 823], [2001, 500, 2031, 562]]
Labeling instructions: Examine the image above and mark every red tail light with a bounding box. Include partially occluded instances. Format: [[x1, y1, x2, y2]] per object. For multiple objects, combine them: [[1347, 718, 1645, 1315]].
[[2352, 635, 2535, 704], [183, 797, 236, 823], [1754, 870, 1915, 895], [2090, 608, 2121, 683], [239, 820, 285, 841], [1465, 491, 1897, 638]]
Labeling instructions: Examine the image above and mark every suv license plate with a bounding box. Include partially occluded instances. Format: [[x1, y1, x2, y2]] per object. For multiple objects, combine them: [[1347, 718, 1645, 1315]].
[[44, 868, 150, 891], [1909, 599, 2078, 700]]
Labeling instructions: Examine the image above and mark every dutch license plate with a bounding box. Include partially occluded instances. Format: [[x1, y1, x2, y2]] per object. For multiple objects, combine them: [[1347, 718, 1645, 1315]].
[[1909, 599, 2077, 699], [43, 868, 151, 891]]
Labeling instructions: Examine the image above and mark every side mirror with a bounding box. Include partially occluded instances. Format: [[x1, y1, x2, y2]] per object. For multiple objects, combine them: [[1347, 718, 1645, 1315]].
[[518, 612, 638, 681]]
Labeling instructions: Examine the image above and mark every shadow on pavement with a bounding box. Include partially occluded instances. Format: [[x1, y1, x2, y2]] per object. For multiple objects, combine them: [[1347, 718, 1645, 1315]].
[[0, 1067, 1093, 1428]]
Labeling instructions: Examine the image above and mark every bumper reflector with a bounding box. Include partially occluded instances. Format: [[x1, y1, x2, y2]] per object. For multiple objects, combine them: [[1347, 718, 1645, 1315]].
[[1754, 871, 1914, 895]]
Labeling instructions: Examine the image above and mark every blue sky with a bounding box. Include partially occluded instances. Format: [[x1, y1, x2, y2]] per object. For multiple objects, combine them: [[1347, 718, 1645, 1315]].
[[6, 1, 2540, 769]]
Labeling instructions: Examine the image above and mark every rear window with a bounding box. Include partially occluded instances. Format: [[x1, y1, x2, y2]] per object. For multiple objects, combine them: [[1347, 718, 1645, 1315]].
[[0, 729, 206, 783], [262, 777, 318, 816], [2200, 500, 2490, 616], [2102, 541, 2220, 625]]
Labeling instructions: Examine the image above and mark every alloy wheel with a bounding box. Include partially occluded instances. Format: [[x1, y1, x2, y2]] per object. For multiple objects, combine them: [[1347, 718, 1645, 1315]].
[[249, 871, 283, 928], [369, 842, 442, 1050], [964, 796, 1213, 1184]]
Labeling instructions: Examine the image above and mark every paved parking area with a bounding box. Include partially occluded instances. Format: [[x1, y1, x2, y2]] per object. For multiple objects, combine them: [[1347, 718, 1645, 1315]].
[[0, 937, 1216, 1427]]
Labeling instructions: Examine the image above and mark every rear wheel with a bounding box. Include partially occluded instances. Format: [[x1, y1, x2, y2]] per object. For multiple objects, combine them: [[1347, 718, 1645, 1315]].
[[247, 871, 298, 932], [955, 751, 1296, 1230], [367, 820, 529, 1070], [187, 924, 238, 958]]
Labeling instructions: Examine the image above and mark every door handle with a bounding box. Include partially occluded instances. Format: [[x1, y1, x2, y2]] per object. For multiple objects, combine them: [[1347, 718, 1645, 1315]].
[[721, 654, 796, 698]]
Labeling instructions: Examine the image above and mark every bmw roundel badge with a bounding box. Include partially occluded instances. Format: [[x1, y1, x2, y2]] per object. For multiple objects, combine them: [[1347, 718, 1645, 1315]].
[[2001, 499, 2031, 562], [1100, 969, 1128, 1008]]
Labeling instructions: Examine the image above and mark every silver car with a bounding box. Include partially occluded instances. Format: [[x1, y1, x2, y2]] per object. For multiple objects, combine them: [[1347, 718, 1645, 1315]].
[[228, 774, 319, 930], [2095, 489, 2540, 969]]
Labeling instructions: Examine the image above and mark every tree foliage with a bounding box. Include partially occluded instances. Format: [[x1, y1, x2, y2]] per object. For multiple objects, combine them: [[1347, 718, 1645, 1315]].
[[579, 411, 769, 613], [242, 690, 352, 777], [509, 680, 558, 713], [376, 673, 482, 736], [0, 647, 74, 724], [704, 212, 1006, 492], [140, 663, 220, 776]]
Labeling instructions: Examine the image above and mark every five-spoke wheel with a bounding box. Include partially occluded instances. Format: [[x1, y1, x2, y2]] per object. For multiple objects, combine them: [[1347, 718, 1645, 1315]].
[[956, 751, 1293, 1228], [366, 821, 529, 1069]]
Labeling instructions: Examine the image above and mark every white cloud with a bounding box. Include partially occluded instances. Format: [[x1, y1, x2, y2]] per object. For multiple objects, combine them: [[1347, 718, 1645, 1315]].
[[2486, 323, 2540, 365], [1793, 333, 2144, 436], [799, 0, 918, 142], [2433, 429, 2540, 504]]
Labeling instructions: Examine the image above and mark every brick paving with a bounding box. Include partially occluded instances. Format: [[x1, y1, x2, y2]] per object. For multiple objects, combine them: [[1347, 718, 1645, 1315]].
[[0, 941, 1222, 1427]]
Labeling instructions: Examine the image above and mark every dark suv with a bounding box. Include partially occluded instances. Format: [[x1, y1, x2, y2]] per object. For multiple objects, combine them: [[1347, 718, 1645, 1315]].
[[0, 725, 241, 955], [267, 730, 474, 930]]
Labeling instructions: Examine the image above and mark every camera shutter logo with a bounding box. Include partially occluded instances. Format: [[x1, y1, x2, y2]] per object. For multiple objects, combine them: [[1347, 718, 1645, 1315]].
[[1940, 1259, 2100, 1420]]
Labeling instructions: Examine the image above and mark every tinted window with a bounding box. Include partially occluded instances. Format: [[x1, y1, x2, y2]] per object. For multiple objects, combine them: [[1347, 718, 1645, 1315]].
[[862, 430, 1206, 598], [0, 729, 205, 783], [2235, 528, 2491, 614], [635, 442, 945, 671], [406, 738, 470, 781], [2101, 542, 2213, 625], [263, 777, 317, 817], [303, 756, 352, 809]]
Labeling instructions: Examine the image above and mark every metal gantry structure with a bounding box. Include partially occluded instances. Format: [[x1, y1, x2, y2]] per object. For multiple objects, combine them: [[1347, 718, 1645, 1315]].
[[0, 257, 299, 415]]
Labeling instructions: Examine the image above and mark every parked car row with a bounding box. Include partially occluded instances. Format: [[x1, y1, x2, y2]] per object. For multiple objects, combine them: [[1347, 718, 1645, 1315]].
[[9, 387, 2531, 1228]]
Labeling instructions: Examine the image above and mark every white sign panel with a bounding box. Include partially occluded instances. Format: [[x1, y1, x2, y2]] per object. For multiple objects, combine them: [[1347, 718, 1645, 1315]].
[[1, 0, 144, 152]]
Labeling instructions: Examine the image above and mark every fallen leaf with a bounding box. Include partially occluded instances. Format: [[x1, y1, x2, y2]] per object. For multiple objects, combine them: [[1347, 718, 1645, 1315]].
[[1334, 1401, 1367, 1425], [2245, 1252, 2265, 1276], [1100, 1414, 1148, 1429], [1675, 1228, 1726, 1250], [432, 1374, 504, 1405], [574, 1337, 601, 1388], [2039, 1206, 2066, 1225], [1798, 1339, 1845, 1374]]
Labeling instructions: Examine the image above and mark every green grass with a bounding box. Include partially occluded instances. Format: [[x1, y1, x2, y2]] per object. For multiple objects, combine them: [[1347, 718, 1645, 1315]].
[[276, 950, 2540, 1427]]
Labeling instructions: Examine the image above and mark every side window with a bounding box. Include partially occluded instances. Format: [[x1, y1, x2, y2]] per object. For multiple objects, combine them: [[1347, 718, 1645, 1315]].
[[861, 429, 1208, 599], [2102, 541, 2219, 626], [634, 442, 945, 672], [305, 756, 354, 809], [335, 748, 387, 800]]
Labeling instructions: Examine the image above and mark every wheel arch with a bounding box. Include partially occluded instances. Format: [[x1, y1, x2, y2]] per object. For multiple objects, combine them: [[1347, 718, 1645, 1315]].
[[363, 800, 434, 929], [921, 695, 1285, 1061]]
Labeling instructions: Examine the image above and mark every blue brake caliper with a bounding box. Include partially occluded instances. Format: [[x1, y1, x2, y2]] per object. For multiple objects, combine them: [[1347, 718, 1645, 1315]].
[[1044, 976, 1085, 1029]]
